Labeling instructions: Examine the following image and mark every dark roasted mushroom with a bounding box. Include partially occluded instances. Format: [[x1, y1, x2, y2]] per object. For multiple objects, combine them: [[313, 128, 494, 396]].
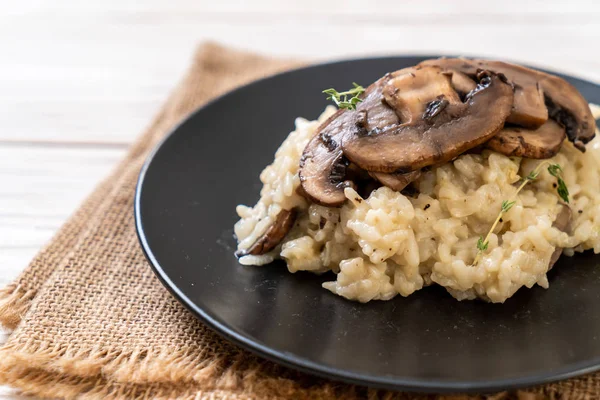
[[420, 58, 596, 151], [237, 209, 297, 256], [450, 71, 477, 98], [341, 66, 514, 172], [298, 110, 352, 206], [486, 120, 566, 159], [548, 205, 572, 270], [299, 79, 399, 206], [369, 170, 421, 192]]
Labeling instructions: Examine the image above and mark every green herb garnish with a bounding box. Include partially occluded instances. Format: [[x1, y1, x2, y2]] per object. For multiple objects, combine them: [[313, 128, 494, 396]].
[[323, 83, 365, 110], [547, 163, 570, 203], [477, 237, 489, 252], [474, 161, 570, 264], [526, 170, 540, 180], [501, 200, 516, 213]]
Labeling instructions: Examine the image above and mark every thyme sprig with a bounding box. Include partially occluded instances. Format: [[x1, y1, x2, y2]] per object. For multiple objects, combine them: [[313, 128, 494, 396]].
[[547, 164, 570, 203], [323, 83, 365, 110], [474, 162, 570, 264]]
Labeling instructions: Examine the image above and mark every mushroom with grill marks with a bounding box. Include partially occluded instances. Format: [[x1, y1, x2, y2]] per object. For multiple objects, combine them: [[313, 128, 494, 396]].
[[420, 58, 596, 151], [236, 209, 297, 257], [486, 120, 566, 159], [341, 66, 514, 173]]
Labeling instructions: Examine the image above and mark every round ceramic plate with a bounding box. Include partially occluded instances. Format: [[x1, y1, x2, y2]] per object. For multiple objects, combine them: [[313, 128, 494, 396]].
[[135, 56, 600, 393]]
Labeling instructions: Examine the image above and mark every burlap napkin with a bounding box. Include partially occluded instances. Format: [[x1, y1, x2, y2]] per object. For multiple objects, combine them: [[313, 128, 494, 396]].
[[0, 43, 598, 400]]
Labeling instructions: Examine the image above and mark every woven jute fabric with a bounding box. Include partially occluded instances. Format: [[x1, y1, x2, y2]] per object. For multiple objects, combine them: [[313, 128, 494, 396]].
[[0, 43, 598, 400]]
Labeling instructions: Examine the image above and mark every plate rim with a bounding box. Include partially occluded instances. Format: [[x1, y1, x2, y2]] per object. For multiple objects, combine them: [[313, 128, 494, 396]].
[[134, 55, 600, 393]]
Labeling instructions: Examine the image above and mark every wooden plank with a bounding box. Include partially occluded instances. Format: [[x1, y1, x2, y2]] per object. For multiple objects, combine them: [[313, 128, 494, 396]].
[[6, 0, 600, 17], [0, 1, 599, 145], [0, 144, 126, 285]]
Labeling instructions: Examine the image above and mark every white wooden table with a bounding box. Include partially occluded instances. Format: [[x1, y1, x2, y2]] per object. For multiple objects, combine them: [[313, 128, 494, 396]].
[[1, 0, 599, 397]]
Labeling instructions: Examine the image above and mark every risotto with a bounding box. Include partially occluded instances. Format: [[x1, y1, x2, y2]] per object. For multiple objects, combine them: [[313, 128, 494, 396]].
[[234, 58, 600, 303]]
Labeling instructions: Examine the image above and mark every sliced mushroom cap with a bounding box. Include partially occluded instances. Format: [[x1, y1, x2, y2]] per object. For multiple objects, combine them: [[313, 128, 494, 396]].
[[369, 170, 421, 192], [486, 120, 566, 159], [420, 58, 596, 150], [544, 78, 594, 151], [421, 58, 546, 128], [299, 78, 399, 206], [381, 66, 462, 124], [548, 248, 562, 271], [450, 71, 477, 98], [298, 109, 350, 206], [237, 209, 297, 257], [548, 205, 572, 270], [554, 203, 572, 232], [341, 67, 514, 172]]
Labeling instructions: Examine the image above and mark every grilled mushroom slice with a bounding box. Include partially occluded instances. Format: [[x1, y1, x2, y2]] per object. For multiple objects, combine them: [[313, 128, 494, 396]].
[[237, 209, 297, 256], [369, 170, 421, 192], [548, 205, 572, 270], [450, 71, 477, 98], [486, 120, 566, 159], [299, 80, 399, 206], [420, 58, 546, 128], [298, 110, 351, 206], [420, 58, 595, 151], [341, 67, 514, 173]]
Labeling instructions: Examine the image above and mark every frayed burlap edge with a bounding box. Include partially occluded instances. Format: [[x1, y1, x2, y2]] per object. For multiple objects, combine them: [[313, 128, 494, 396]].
[[0, 340, 568, 400], [0, 285, 35, 330], [0, 346, 374, 400], [0, 362, 557, 400], [1, 364, 264, 400], [0, 341, 351, 399], [0, 341, 225, 385]]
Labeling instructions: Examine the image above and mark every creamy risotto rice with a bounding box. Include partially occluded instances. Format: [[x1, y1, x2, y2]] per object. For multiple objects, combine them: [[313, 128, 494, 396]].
[[234, 105, 600, 303]]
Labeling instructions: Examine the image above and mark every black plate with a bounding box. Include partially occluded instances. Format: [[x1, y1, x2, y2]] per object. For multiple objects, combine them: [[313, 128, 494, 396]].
[[135, 56, 600, 393]]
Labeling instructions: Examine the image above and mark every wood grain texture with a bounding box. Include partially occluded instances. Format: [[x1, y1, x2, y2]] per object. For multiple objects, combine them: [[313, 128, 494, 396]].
[[0, 0, 599, 398], [1, 0, 599, 144], [0, 145, 125, 288]]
